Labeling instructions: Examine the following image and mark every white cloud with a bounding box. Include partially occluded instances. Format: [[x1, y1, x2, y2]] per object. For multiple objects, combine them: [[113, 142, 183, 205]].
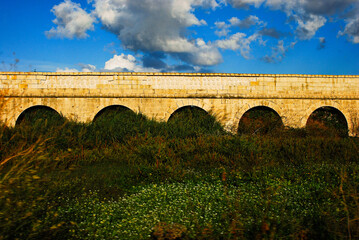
[[56, 64, 97, 72], [265, 1, 327, 40], [79, 63, 97, 72], [228, 0, 358, 41], [301, 0, 357, 15], [216, 32, 260, 59], [179, 39, 223, 65], [263, 0, 357, 16], [56, 67, 79, 72], [339, 16, 359, 44], [217, 33, 246, 50], [215, 21, 230, 36], [215, 15, 264, 37], [264, 1, 327, 40], [93, 0, 209, 52], [229, 0, 265, 8], [262, 40, 296, 63], [104, 54, 158, 72], [91, 0, 223, 66], [46, 0, 358, 71], [264, 0, 295, 13], [46, 0, 96, 39], [229, 15, 264, 28], [295, 14, 326, 40]]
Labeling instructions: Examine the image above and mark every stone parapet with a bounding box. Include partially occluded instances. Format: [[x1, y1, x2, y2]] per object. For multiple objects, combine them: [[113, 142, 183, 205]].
[[1, 72, 358, 100]]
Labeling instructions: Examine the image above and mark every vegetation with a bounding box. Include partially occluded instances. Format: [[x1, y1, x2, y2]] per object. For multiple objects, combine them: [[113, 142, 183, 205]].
[[0, 107, 358, 239]]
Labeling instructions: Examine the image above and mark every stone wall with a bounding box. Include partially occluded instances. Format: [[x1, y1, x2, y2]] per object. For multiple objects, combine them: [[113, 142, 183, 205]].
[[1, 72, 358, 135]]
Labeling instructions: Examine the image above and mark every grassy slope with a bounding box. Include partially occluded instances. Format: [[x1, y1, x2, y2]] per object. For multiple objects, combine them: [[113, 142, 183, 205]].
[[0, 109, 358, 239]]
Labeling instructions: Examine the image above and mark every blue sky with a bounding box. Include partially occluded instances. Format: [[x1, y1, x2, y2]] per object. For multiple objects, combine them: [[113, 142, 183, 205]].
[[0, 0, 358, 74]]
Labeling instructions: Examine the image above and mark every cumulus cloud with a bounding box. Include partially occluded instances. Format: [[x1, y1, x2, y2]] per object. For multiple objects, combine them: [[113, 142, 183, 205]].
[[302, 0, 357, 16], [228, 0, 358, 41], [46, 0, 96, 39], [104, 53, 210, 72], [263, 0, 357, 16], [262, 40, 296, 63], [47, 0, 359, 72], [79, 63, 97, 72], [92, 0, 222, 66], [215, 21, 230, 36], [176, 39, 223, 66], [229, 0, 265, 8], [55, 54, 205, 73], [47, 0, 223, 67], [339, 15, 359, 44], [295, 14, 326, 40], [104, 53, 158, 72], [263, 1, 327, 40], [216, 33, 260, 59], [215, 15, 264, 37], [229, 15, 264, 29], [258, 27, 289, 39]]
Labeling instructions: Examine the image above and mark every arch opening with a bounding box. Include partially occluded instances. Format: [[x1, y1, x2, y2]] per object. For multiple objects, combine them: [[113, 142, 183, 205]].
[[168, 105, 224, 135], [16, 105, 64, 127], [306, 106, 348, 137], [93, 105, 135, 122], [238, 106, 283, 135], [168, 105, 208, 122]]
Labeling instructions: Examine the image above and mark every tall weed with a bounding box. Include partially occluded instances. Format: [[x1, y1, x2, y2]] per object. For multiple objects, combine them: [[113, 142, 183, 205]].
[[0, 106, 358, 239]]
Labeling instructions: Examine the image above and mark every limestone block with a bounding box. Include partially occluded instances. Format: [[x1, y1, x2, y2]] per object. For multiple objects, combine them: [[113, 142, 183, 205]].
[[18, 84, 28, 89]]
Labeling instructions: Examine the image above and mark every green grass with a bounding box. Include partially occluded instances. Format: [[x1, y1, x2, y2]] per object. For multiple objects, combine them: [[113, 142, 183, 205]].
[[0, 108, 358, 239]]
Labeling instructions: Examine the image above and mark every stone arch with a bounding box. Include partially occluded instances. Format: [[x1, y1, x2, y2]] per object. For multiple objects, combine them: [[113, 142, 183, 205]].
[[6, 98, 66, 127], [16, 105, 63, 126], [232, 101, 284, 132], [165, 99, 211, 122], [86, 99, 141, 123], [237, 105, 284, 135], [301, 102, 350, 128], [93, 105, 134, 122], [306, 106, 348, 137], [168, 105, 209, 122], [166, 104, 224, 134]]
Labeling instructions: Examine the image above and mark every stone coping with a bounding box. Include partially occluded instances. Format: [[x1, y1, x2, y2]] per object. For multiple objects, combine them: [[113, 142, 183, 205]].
[[0, 72, 358, 78]]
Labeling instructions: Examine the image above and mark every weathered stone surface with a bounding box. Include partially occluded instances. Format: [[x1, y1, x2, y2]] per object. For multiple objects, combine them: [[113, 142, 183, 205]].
[[0, 72, 358, 135]]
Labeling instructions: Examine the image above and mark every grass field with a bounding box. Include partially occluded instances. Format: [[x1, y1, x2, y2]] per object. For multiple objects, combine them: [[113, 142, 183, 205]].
[[1, 108, 358, 239]]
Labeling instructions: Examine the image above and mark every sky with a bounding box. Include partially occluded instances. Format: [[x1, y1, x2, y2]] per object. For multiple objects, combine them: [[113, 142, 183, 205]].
[[0, 0, 358, 74]]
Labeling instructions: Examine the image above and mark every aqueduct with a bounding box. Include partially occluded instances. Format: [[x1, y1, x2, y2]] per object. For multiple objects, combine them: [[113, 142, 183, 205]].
[[0, 72, 358, 135]]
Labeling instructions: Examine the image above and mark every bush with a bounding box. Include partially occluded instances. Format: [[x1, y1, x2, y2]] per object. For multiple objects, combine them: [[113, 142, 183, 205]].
[[0, 109, 358, 239]]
